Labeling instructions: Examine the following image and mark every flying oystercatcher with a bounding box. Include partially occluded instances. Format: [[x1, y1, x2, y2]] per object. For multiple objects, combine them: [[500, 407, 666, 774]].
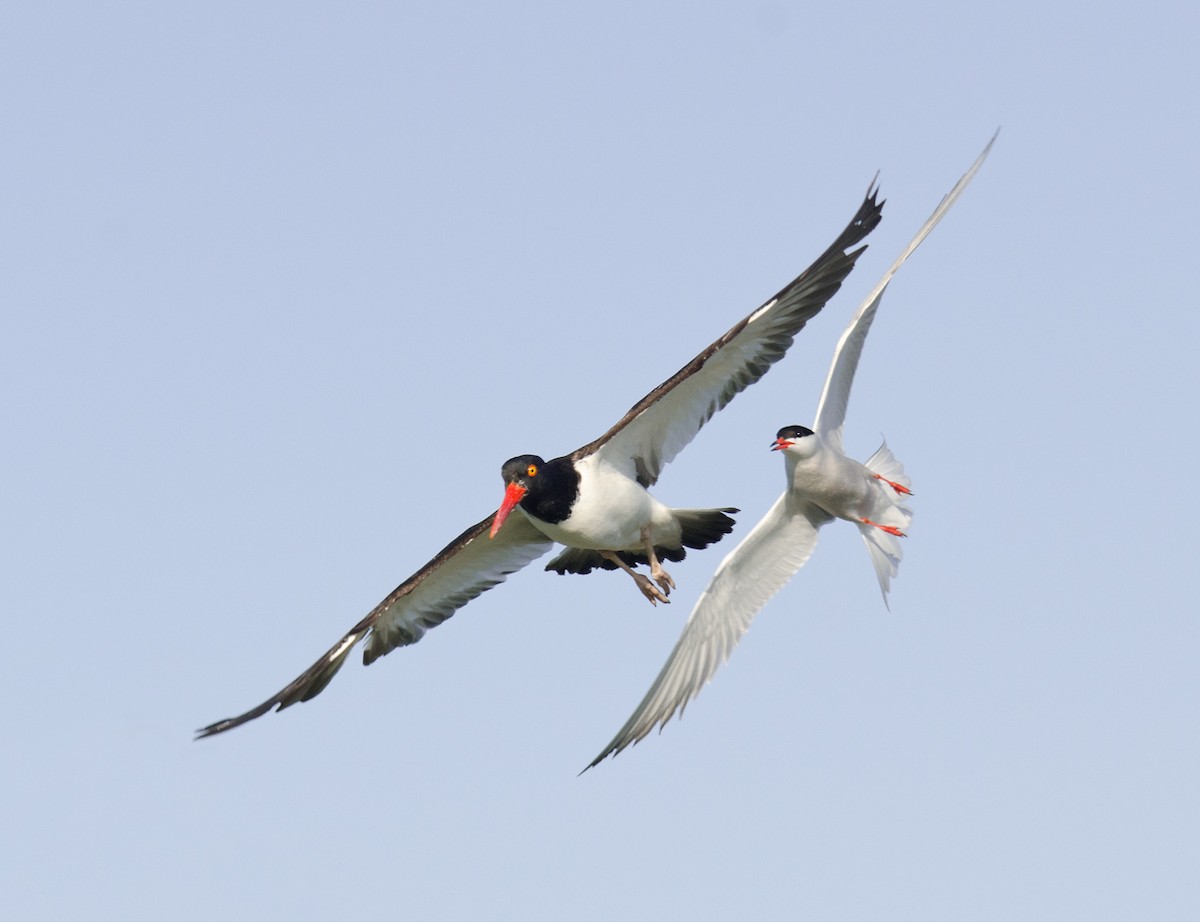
[[588, 134, 995, 767], [196, 182, 885, 738]]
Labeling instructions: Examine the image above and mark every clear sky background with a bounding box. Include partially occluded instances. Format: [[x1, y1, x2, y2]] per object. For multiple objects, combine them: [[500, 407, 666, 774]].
[[4, 2, 1197, 919]]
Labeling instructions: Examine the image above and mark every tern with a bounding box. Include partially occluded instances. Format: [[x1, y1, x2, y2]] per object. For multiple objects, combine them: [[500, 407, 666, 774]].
[[588, 135, 995, 767], [197, 183, 885, 737]]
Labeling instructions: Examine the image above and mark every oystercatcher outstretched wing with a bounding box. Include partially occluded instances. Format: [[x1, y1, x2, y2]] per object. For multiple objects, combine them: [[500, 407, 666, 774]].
[[197, 182, 884, 738]]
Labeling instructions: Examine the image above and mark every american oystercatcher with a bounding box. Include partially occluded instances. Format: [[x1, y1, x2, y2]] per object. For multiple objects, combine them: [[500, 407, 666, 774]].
[[588, 134, 995, 767], [196, 182, 885, 738]]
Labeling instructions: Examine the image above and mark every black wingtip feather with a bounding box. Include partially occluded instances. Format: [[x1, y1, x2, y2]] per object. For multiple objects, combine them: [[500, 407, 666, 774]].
[[827, 182, 885, 259], [193, 627, 366, 740]]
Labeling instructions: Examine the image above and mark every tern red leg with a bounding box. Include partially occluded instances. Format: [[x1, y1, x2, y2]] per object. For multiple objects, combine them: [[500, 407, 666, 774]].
[[873, 473, 912, 495], [861, 517, 906, 537]]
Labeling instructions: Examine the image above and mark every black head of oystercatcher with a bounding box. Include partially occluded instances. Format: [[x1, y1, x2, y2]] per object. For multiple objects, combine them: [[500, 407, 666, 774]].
[[491, 455, 576, 535]]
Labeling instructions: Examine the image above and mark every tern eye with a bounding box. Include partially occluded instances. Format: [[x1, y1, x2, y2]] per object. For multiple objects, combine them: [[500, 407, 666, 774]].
[[526, 464, 538, 477]]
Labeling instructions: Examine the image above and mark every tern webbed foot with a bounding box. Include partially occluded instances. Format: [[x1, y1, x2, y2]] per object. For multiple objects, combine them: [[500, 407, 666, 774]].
[[861, 517, 906, 537], [873, 473, 912, 495]]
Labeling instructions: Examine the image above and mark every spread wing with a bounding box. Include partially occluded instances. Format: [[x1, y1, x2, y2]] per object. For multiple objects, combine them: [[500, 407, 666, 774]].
[[814, 132, 996, 451], [588, 133, 998, 767], [586, 494, 832, 768], [196, 512, 552, 738], [572, 185, 884, 485]]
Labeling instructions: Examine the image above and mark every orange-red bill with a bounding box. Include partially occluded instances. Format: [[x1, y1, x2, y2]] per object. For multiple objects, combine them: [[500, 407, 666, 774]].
[[489, 482, 527, 538], [770, 438, 792, 451]]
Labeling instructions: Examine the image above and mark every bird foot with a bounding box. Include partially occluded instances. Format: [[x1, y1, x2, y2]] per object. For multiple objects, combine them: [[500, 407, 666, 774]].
[[862, 517, 906, 537], [600, 548, 672, 606], [632, 572, 671, 606], [639, 526, 675, 600], [873, 473, 912, 495], [649, 564, 675, 597]]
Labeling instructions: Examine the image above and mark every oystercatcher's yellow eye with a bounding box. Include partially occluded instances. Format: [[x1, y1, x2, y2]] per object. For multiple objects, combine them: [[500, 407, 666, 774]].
[[526, 464, 538, 477]]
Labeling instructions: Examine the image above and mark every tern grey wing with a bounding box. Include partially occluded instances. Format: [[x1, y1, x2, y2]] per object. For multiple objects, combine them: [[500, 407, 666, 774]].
[[587, 494, 832, 768], [814, 132, 996, 450]]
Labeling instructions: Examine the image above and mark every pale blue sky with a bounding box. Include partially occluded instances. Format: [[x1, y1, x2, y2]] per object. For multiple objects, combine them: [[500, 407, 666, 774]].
[[4, 2, 1197, 919]]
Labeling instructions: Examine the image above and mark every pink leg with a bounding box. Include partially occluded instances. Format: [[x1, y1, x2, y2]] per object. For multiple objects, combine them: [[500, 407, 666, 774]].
[[641, 525, 675, 597], [599, 550, 671, 606]]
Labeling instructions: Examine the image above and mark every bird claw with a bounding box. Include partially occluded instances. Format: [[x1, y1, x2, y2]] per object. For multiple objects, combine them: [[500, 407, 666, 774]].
[[650, 565, 676, 597], [634, 573, 671, 606]]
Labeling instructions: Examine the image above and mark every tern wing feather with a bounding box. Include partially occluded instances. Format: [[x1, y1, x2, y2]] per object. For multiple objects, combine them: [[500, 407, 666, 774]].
[[587, 494, 832, 768], [814, 132, 996, 451]]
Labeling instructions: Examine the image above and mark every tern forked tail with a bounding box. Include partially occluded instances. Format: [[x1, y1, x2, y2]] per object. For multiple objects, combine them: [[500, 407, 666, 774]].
[[857, 439, 912, 607]]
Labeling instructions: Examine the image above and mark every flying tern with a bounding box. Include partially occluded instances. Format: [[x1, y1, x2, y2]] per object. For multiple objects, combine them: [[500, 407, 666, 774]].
[[588, 134, 995, 768]]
